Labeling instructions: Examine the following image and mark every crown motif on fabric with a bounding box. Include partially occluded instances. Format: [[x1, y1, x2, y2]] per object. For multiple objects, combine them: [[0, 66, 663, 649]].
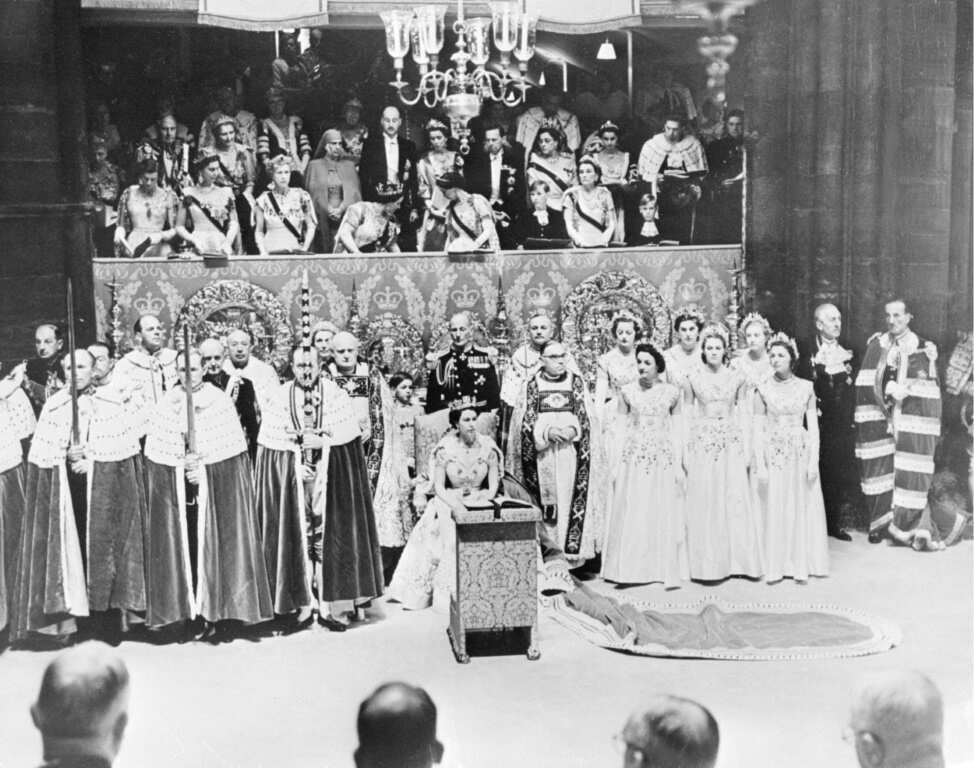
[[678, 279, 707, 303], [372, 286, 404, 312], [450, 395, 486, 411], [450, 284, 480, 309], [768, 331, 799, 359], [526, 285, 556, 309], [740, 311, 772, 339], [701, 322, 731, 347]]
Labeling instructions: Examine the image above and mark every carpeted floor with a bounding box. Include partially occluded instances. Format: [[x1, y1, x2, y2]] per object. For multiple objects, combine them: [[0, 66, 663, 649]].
[[0, 533, 971, 768]]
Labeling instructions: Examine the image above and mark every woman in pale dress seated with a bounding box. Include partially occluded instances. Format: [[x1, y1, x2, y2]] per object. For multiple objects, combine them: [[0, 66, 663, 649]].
[[683, 324, 764, 581], [586, 314, 641, 556], [175, 153, 240, 256], [563, 156, 617, 248], [334, 183, 402, 254], [254, 155, 317, 254], [113, 159, 178, 258], [602, 343, 688, 587], [416, 119, 456, 252], [753, 334, 829, 583], [526, 127, 577, 212], [438, 172, 500, 253], [387, 402, 501, 611]]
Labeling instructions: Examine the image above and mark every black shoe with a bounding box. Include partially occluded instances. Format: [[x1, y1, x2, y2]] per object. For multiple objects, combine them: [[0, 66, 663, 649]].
[[829, 529, 853, 542], [317, 615, 348, 632], [278, 614, 313, 636], [868, 530, 884, 544]]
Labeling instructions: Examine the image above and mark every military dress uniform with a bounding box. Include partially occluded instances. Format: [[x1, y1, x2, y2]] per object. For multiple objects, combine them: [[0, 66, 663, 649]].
[[425, 344, 500, 414]]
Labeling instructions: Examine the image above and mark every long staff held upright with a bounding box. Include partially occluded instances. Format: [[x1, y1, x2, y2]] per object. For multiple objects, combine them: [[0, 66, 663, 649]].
[[183, 324, 196, 455], [66, 277, 80, 446]]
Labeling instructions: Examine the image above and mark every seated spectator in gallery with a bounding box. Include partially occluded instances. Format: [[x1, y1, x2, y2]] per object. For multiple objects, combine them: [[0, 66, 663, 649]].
[[203, 116, 257, 252], [637, 114, 708, 244], [199, 84, 258, 155], [175, 153, 240, 256], [627, 192, 661, 247], [563, 156, 617, 248], [334, 183, 404, 254], [271, 33, 304, 91], [846, 670, 945, 768], [437, 171, 500, 253], [516, 88, 582, 157], [257, 88, 312, 187], [514, 180, 569, 248], [136, 112, 193, 198], [114, 160, 178, 258], [355, 682, 444, 768], [142, 94, 193, 145], [616, 694, 720, 768], [254, 155, 318, 254], [305, 128, 362, 251], [526, 126, 577, 213], [574, 71, 630, 137], [314, 96, 370, 165], [634, 65, 698, 136], [30, 642, 131, 768]]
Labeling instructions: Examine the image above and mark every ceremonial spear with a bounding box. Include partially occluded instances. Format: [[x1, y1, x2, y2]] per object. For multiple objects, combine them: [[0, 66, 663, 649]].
[[183, 325, 197, 457], [66, 277, 81, 447]]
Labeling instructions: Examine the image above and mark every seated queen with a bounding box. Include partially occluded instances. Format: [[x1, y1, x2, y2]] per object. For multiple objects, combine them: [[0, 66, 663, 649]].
[[386, 398, 501, 611]]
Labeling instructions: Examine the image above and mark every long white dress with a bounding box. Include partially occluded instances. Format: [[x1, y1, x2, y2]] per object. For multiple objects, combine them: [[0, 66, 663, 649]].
[[755, 376, 830, 582], [601, 381, 688, 587], [731, 351, 773, 529], [586, 347, 639, 553], [684, 367, 764, 580], [386, 433, 501, 611]]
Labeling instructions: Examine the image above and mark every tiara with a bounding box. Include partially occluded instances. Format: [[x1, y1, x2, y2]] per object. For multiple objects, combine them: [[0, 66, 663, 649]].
[[598, 121, 620, 134], [674, 306, 707, 327], [701, 322, 731, 346], [425, 118, 448, 132], [375, 181, 404, 198], [740, 312, 772, 339], [767, 331, 799, 358], [449, 395, 486, 411], [608, 309, 644, 335]]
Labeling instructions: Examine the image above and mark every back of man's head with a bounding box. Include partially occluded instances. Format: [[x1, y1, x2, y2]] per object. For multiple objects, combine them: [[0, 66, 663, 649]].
[[31, 642, 130, 763], [849, 670, 944, 768], [624, 694, 719, 768], [355, 682, 443, 768]]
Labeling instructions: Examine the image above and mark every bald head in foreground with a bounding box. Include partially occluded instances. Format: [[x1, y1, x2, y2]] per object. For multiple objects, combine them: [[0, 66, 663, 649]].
[[31, 641, 130, 767], [848, 670, 945, 768], [618, 694, 719, 768], [355, 682, 443, 768]]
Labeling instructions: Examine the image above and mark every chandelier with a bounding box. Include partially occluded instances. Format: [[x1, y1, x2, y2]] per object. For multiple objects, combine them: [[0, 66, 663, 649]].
[[673, 0, 764, 106], [380, 1, 539, 119]]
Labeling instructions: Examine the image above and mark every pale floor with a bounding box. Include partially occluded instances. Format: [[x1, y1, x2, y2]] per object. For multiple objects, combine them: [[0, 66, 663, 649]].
[[0, 533, 971, 768]]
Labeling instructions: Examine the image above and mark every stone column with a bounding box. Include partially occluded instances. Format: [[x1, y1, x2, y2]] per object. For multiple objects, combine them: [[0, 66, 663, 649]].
[[0, 0, 92, 364]]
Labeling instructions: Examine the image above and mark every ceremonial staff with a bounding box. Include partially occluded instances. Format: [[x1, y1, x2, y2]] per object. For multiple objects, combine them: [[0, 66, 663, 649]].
[[183, 325, 196, 456], [66, 277, 81, 446]]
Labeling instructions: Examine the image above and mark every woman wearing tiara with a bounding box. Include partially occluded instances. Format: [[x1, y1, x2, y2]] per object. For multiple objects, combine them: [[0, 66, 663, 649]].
[[592, 121, 631, 242], [526, 126, 577, 213], [562, 157, 617, 248], [334, 183, 403, 253], [586, 314, 641, 555], [601, 342, 688, 587], [683, 324, 764, 580], [416, 119, 456, 252], [753, 334, 829, 582], [175, 153, 240, 256], [387, 399, 501, 611]]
